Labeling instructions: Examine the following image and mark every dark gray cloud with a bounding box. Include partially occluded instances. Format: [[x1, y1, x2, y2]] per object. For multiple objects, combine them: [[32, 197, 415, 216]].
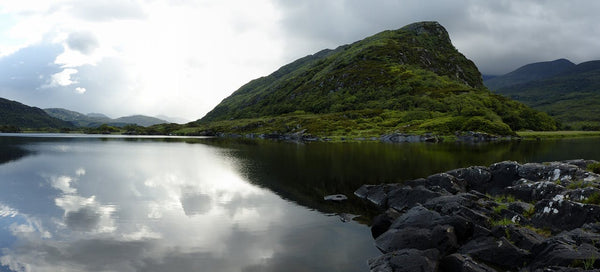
[[179, 192, 211, 216], [67, 32, 100, 55], [274, 0, 600, 75], [65, 207, 101, 231]]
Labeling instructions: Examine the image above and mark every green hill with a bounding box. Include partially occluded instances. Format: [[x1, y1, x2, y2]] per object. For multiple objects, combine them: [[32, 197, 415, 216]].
[[484, 59, 575, 91], [188, 21, 555, 137], [0, 98, 73, 131], [44, 108, 168, 127], [493, 60, 600, 130]]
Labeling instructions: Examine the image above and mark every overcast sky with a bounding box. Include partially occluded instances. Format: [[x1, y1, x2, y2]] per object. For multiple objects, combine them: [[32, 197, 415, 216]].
[[0, 0, 599, 121]]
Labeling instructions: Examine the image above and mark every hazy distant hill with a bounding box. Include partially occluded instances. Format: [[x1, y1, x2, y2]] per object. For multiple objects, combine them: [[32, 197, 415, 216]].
[[44, 108, 168, 127], [156, 115, 189, 124], [86, 113, 110, 119], [191, 21, 555, 136], [492, 60, 600, 130], [0, 98, 73, 130], [113, 115, 168, 127], [484, 59, 576, 91]]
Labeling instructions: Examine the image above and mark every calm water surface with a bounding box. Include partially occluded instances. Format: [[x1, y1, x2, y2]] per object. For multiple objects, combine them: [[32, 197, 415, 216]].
[[0, 134, 600, 271]]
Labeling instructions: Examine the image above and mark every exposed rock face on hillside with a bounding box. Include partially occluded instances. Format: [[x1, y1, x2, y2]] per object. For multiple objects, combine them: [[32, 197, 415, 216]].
[[356, 159, 600, 271]]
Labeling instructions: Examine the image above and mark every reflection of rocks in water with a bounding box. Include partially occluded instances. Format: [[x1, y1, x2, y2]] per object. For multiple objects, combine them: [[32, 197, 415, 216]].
[[65, 207, 101, 231], [180, 192, 212, 216], [337, 213, 359, 223]]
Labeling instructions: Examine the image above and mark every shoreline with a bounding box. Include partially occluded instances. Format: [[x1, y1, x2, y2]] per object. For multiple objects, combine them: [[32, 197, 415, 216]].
[[3, 130, 600, 143], [355, 159, 600, 271]]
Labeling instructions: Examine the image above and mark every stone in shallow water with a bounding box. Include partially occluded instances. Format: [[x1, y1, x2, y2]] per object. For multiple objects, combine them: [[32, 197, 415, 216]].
[[323, 194, 347, 201]]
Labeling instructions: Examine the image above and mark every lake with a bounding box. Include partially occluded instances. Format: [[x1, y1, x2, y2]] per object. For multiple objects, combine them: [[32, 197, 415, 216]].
[[0, 134, 600, 271]]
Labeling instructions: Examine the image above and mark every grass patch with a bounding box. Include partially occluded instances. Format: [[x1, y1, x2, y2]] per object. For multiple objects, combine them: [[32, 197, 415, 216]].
[[493, 203, 508, 215], [567, 180, 594, 189], [517, 131, 600, 140], [523, 206, 536, 218], [488, 194, 516, 203], [490, 218, 514, 227], [523, 225, 552, 237], [588, 162, 600, 175], [582, 192, 600, 205]]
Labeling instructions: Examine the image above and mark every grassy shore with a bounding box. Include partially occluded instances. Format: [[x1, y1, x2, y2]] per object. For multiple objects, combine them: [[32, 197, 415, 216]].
[[517, 131, 600, 139]]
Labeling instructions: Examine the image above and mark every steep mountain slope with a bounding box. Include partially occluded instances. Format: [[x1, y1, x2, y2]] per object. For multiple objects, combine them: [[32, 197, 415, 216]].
[[494, 60, 600, 130], [191, 21, 555, 136], [0, 98, 73, 130], [484, 59, 575, 91], [44, 108, 168, 127]]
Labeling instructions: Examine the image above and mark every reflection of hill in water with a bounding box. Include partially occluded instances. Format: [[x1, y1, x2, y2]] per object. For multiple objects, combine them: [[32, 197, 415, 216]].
[[0, 138, 31, 165], [185, 138, 563, 222]]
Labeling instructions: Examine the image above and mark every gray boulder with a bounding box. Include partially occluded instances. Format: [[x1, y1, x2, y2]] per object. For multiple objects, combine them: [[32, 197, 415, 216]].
[[439, 253, 497, 272], [446, 166, 491, 193], [530, 235, 600, 269], [375, 225, 458, 255], [407, 173, 466, 194], [458, 236, 530, 270], [368, 248, 439, 272], [386, 185, 446, 211], [488, 161, 521, 194], [532, 196, 600, 231], [506, 181, 566, 202]]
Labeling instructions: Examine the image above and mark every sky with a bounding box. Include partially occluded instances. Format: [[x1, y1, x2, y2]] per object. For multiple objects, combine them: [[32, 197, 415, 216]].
[[0, 0, 599, 121]]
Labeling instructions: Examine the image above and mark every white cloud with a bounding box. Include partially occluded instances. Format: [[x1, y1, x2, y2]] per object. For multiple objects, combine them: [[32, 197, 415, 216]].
[[75, 87, 86, 94], [50, 175, 77, 194], [1, 0, 600, 118], [44, 68, 78, 88]]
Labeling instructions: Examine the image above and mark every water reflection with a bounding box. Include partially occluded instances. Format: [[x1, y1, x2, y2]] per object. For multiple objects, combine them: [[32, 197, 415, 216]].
[[0, 135, 377, 271], [1, 135, 600, 271]]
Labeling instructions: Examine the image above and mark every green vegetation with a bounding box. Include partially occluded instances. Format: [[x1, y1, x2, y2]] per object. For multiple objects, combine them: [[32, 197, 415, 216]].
[[491, 218, 514, 227], [583, 192, 600, 205], [517, 131, 600, 139], [191, 21, 556, 137], [0, 97, 73, 130], [493, 203, 508, 215], [0, 125, 21, 133], [489, 194, 517, 203], [523, 225, 552, 237], [523, 206, 536, 218], [567, 180, 594, 189], [588, 162, 600, 174], [492, 60, 600, 130], [83, 124, 120, 134]]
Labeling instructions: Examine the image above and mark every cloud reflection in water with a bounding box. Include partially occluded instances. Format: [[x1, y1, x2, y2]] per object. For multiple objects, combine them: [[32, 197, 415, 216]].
[[0, 139, 376, 271]]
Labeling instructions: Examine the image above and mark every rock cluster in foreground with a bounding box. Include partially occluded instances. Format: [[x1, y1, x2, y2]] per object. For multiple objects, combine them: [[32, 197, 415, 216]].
[[355, 159, 600, 271]]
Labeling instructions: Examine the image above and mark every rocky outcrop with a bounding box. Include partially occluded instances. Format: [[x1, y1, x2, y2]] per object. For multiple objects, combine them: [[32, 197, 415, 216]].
[[356, 159, 600, 271]]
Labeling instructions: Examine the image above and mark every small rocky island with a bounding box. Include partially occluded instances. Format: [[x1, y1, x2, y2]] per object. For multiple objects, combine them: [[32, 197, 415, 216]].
[[355, 159, 600, 271]]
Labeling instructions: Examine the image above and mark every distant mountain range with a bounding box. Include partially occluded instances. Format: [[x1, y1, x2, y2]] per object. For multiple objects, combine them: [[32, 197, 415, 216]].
[[484, 59, 576, 90], [44, 108, 172, 127], [485, 59, 600, 130], [0, 98, 72, 130]]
